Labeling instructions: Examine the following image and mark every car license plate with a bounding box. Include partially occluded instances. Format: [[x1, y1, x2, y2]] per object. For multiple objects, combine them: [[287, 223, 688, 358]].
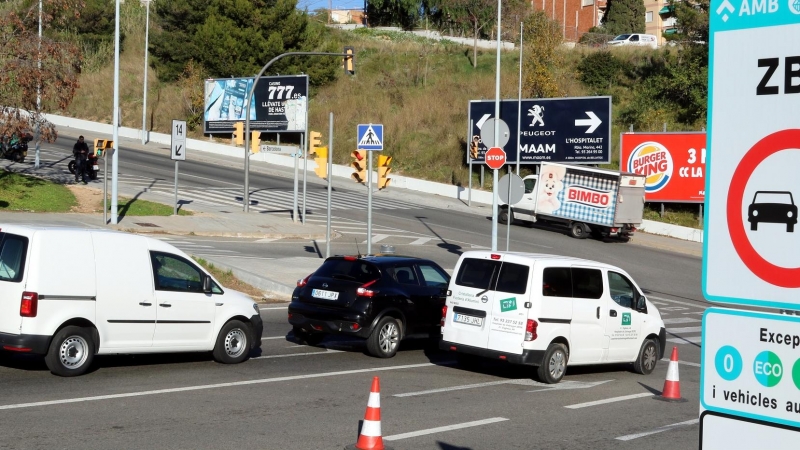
[[453, 313, 483, 326], [92, 165, 99, 170], [312, 289, 339, 300]]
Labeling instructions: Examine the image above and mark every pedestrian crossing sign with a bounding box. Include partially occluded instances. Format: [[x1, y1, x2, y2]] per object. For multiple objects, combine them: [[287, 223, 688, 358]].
[[357, 124, 383, 151]]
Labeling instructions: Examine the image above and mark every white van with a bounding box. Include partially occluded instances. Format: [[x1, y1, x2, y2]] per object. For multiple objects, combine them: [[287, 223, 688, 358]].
[[0, 225, 263, 376], [440, 251, 665, 383], [607, 33, 658, 49]]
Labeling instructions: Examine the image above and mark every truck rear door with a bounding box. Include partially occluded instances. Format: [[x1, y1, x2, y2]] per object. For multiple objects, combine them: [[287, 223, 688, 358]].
[[614, 175, 646, 225]]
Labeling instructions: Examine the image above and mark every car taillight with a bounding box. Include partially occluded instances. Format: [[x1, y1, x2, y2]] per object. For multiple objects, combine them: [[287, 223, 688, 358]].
[[441, 305, 448, 327], [525, 319, 538, 341], [297, 273, 313, 287], [356, 279, 378, 297], [20, 292, 38, 318]]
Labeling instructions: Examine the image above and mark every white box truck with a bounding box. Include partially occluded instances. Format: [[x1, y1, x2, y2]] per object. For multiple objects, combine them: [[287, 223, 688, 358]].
[[499, 162, 646, 240]]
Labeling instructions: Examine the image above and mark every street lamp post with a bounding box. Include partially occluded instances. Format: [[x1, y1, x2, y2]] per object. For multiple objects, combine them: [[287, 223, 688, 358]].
[[491, 0, 502, 251], [111, 0, 121, 224], [35, 0, 42, 169], [141, 0, 151, 145]]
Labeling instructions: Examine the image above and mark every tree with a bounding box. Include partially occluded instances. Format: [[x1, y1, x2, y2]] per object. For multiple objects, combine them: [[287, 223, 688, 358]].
[[0, 0, 82, 143], [150, 0, 340, 85], [602, 0, 645, 36], [522, 11, 563, 98], [429, 0, 495, 68], [367, 0, 423, 29]]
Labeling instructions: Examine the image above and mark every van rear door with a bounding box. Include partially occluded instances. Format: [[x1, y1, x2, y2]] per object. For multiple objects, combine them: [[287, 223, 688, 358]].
[[0, 232, 29, 335], [443, 257, 501, 350], [486, 261, 530, 355]]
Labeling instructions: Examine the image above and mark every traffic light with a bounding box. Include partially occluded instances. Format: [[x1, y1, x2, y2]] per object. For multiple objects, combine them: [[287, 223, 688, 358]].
[[250, 131, 261, 153], [312, 146, 328, 179], [377, 154, 392, 190], [351, 150, 367, 183], [233, 122, 244, 146], [93, 139, 113, 157], [469, 136, 480, 160], [343, 46, 355, 75]]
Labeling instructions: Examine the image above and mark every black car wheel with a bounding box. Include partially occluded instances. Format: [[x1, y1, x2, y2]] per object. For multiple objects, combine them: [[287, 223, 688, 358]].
[[68, 160, 76, 174], [45, 326, 95, 377], [367, 316, 401, 358], [212, 320, 251, 364], [499, 207, 512, 225], [569, 222, 588, 239]]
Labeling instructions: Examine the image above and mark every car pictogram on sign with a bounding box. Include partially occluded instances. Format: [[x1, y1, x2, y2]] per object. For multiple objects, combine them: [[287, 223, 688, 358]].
[[748, 191, 797, 233]]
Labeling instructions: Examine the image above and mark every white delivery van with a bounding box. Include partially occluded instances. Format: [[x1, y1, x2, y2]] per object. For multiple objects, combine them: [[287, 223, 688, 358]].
[[440, 251, 665, 384], [607, 34, 658, 49], [0, 225, 263, 376]]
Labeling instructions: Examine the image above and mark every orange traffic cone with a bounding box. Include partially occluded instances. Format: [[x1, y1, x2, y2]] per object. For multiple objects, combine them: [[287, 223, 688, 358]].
[[346, 377, 393, 450], [654, 346, 687, 402]]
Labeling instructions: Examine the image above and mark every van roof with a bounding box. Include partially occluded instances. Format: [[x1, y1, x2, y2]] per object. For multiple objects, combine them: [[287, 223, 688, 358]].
[[458, 250, 621, 271], [0, 224, 126, 237]]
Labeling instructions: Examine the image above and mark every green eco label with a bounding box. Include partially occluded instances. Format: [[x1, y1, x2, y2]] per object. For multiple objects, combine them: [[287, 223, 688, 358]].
[[500, 297, 517, 312], [753, 351, 782, 388], [622, 312, 631, 326]]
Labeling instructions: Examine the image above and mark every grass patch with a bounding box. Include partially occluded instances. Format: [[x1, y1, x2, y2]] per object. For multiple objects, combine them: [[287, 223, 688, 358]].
[[102, 196, 193, 217], [192, 257, 266, 301], [643, 203, 704, 230], [0, 171, 77, 212]]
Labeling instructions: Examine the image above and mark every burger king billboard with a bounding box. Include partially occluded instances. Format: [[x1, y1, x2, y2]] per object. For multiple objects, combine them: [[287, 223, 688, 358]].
[[620, 132, 706, 203]]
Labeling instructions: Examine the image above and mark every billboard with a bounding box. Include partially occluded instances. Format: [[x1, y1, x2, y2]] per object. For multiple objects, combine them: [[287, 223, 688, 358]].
[[620, 132, 706, 203], [203, 75, 308, 134], [467, 97, 612, 165]]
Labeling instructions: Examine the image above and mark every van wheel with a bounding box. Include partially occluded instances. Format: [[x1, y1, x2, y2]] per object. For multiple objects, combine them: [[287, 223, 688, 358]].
[[569, 222, 588, 239], [45, 326, 95, 377], [293, 327, 325, 346], [213, 320, 251, 364], [366, 316, 401, 358], [633, 339, 659, 375], [537, 343, 568, 384], [499, 207, 512, 225]]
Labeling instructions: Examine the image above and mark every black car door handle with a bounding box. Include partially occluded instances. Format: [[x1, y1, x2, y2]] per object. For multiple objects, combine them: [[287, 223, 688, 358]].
[[139, 302, 152, 307], [610, 310, 617, 317], [160, 303, 172, 308], [596, 307, 600, 319]]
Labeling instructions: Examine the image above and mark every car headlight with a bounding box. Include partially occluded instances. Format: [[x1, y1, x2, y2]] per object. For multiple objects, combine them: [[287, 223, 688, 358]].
[[753, 210, 758, 216], [253, 303, 259, 313]]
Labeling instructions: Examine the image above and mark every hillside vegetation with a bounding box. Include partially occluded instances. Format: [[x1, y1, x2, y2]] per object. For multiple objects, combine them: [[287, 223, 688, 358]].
[[59, 5, 707, 190]]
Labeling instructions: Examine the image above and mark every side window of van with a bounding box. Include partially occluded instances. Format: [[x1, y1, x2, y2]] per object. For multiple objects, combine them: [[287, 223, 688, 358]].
[[630, 34, 639, 42], [495, 263, 530, 294], [150, 252, 216, 293], [455, 258, 501, 290], [0, 233, 28, 283], [571, 268, 603, 299], [608, 271, 637, 309], [542, 267, 572, 297]]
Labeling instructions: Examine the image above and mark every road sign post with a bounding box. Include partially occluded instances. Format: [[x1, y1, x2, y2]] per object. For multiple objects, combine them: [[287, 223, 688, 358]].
[[702, 3, 800, 445], [171, 120, 187, 215], [498, 173, 524, 252]]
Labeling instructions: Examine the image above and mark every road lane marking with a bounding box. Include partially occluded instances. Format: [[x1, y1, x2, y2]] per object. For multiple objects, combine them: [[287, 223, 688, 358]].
[[251, 349, 343, 359], [648, 295, 708, 309], [383, 418, 509, 441], [661, 358, 701, 368], [260, 306, 288, 310], [394, 380, 540, 397], [409, 237, 432, 245], [0, 362, 439, 411], [662, 317, 700, 325], [668, 326, 702, 333], [564, 392, 653, 409], [261, 336, 287, 340], [615, 419, 699, 441], [667, 335, 702, 345]]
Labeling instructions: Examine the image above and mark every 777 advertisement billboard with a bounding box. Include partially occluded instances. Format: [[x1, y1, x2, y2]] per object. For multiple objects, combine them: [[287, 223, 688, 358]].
[[620, 132, 706, 203], [203, 75, 308, 134]]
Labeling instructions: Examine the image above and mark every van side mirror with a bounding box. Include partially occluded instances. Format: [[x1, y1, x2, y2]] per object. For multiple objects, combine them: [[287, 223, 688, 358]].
[[636, 295, 647, 313], [203, 275, 213, 294]]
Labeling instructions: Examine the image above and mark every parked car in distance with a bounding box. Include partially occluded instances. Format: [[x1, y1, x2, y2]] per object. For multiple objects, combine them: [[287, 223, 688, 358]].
[[0, 225, 263, 376], [607, 33, 658, 49], [748, 191, 797, 232], [288, 255, 450, 358]]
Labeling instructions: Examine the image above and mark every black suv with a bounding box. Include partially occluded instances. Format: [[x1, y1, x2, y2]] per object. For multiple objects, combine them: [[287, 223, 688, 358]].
[[288, 255, 450, 358]]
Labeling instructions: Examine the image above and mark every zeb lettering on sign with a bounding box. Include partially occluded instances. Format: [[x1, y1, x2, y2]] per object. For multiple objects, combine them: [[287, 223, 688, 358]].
[[757, 57, 800, 96]]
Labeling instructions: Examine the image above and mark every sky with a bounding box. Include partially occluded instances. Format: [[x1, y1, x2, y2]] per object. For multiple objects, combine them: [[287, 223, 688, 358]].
[[296, 0, 365, 14]]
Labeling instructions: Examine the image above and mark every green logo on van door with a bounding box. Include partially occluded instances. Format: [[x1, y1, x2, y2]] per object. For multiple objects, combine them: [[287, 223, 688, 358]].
[[622, 312, 631, 326], [500, 297, 517, 312]]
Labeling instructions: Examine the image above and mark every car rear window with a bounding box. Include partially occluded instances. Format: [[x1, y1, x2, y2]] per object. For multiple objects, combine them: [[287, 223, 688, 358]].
[[315, 258, 380, 283], [454, 258, 500, 290], [495, 262, 530, 294], [0, 233, 29, 283]]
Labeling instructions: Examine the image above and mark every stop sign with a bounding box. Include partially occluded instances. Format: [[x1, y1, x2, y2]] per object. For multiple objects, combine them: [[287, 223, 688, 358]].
[[485, 147, 506, 170]]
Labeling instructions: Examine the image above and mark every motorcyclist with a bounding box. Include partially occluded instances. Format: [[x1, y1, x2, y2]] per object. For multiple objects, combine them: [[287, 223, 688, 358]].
[[72, 136, 90, 183]]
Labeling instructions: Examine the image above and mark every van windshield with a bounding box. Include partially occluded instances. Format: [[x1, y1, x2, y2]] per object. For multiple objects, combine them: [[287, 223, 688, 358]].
[[0, 233, 28, 283]]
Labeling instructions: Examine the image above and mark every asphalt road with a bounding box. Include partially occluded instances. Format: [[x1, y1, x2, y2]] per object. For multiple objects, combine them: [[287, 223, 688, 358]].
[[0, 130, 711, 449]]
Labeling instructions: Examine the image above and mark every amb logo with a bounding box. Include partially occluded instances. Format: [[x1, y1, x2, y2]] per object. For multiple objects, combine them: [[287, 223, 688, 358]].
[[627, 142, 673, 193], [622, 312, 632, 326]]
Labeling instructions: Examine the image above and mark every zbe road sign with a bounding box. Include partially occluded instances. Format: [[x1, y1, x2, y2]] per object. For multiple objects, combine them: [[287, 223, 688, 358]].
[[703, 0, 800, 310]]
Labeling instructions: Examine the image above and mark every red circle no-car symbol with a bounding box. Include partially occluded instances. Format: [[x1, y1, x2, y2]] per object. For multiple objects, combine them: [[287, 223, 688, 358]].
[[727, 129, 800, 288], [485, 147, 506, 170]]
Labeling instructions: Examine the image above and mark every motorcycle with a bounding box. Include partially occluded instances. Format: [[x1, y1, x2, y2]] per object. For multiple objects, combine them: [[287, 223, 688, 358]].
[[1, 133, 32, 163], [68, 152, 99, 180]]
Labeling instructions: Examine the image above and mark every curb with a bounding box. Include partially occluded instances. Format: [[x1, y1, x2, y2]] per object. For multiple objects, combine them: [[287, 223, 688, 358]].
[[193, 256, 295, 299], [113, 227, 330, 240]]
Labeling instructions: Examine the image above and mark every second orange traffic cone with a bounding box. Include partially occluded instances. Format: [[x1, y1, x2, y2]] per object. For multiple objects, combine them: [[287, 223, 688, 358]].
[[654, 346, 687, 402], [346, 377, 393, 450]]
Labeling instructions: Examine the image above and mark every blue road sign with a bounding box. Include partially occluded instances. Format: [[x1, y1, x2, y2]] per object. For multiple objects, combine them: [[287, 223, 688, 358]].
[[357, 124, 383, 151]]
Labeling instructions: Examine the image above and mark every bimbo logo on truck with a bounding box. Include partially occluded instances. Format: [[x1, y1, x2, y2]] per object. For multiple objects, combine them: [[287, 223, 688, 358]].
[[627, 142, 674, 193], [566, 186, 612, 208]]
